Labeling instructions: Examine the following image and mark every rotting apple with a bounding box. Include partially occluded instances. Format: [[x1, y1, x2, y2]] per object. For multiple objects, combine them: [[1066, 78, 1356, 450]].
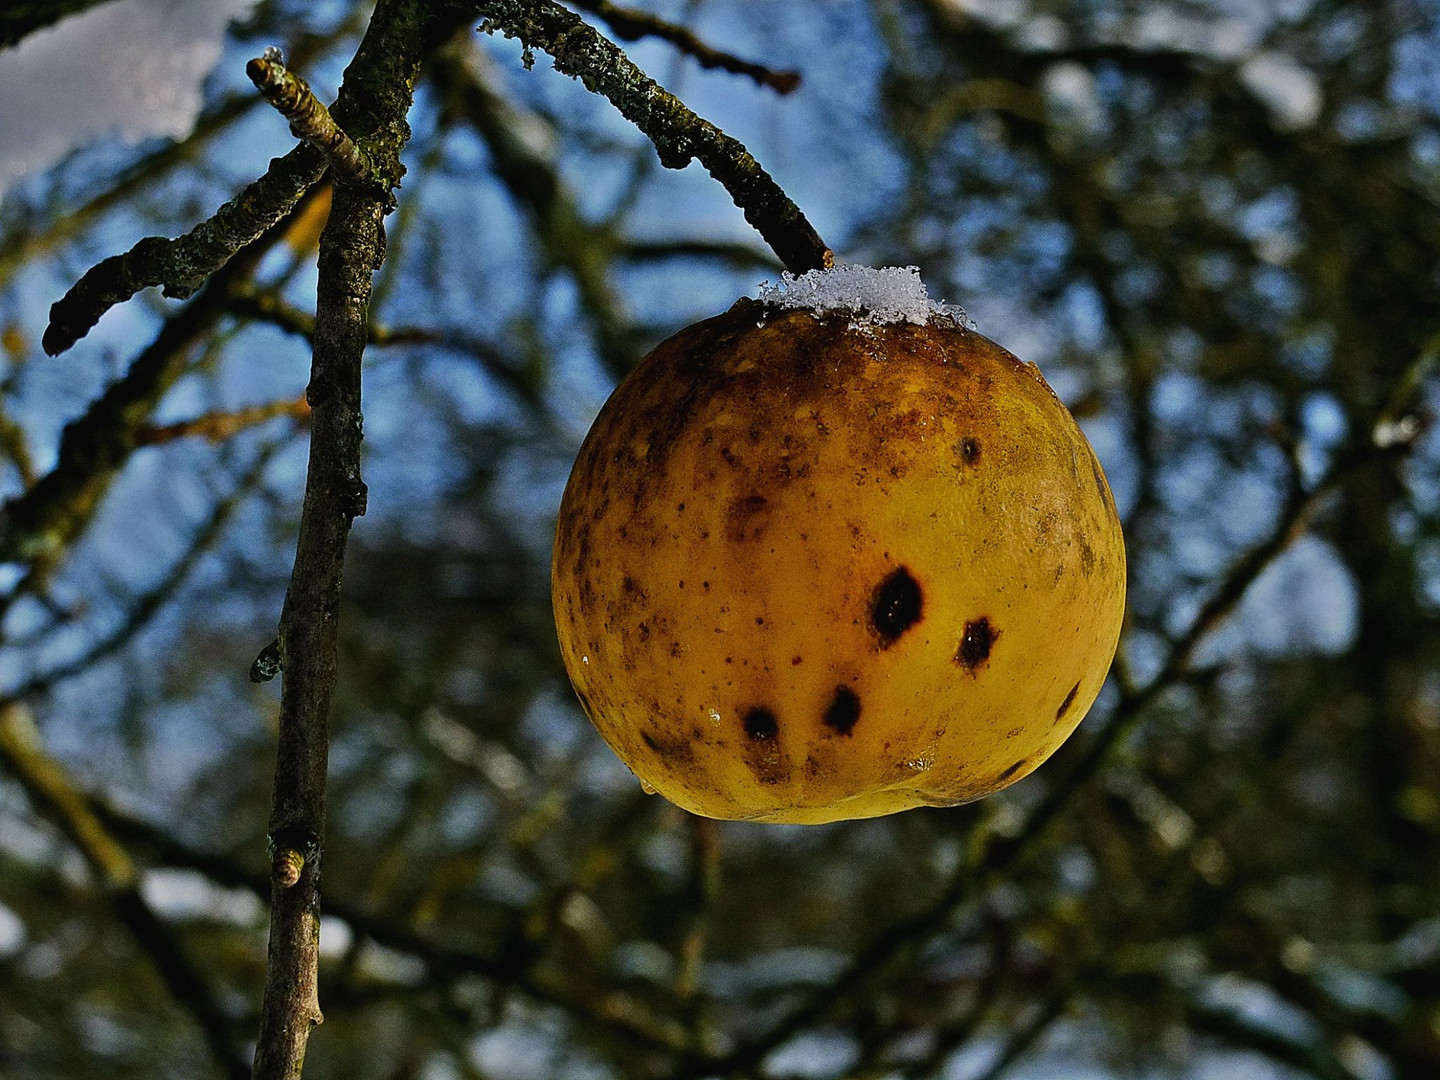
[[551, 289, 1125, 824]]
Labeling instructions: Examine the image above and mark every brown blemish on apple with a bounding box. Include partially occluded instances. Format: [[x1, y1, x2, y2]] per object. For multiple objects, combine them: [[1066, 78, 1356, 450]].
[[1057, 681, 1081, 721], [956, 618, 997, 672], [744, 707, 778, 741], [872, 566, 923, 644], [823, 686, 861, 736]]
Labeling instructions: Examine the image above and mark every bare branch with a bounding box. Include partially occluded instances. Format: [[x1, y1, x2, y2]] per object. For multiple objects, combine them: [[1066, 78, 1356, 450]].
[[0, 18, 354, 295], [247, 51, 375, 186], [476, 0, 832, 275], [223, 283, 439, 347], [249, 3, 471, 1078], [565, 0, 801, 94], [2, 186, 328, 565], [41, 143, 327, 355], [135, 396, 312, 447], [431, 36, 639, 377], [0, 96, 257, 294], [4, 436, 293, 701], [95, 796, 693, 1056]]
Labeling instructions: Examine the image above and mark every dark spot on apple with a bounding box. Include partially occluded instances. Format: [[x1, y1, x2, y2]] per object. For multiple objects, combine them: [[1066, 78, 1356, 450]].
[[956, 617, 996, 671], [641, 729, 695, 764], [823, 686, 861, 735], [744, 707, 778, 741], [872, 566, 923, 643], [959, 437, 981, 465], [998, 759, 1027, 782], [1057, 681, 1081, 720]]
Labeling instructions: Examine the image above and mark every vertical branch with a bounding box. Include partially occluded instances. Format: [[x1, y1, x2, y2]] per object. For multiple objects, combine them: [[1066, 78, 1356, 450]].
[[248, 3, 464, 1078], [250, 176, 378, 1080]]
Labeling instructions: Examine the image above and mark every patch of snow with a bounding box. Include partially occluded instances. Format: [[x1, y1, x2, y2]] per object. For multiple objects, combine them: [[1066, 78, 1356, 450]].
[[1042, 62, 1107, 135], [755, 265, 967, 327], [0, 901, 24, 959], [1240, 51, 1323, 131], [1130, 8, 1263, 60], [933, 0, 1030, 31], [139, 867, 264, 926], [0, 0, 259, 200], [319, 914, 354, 959]]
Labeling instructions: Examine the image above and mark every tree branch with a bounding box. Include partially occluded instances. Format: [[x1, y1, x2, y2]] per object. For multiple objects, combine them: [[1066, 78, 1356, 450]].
[[565, 0, 801, 94], [223, 283, 439, 347], [247, 51, 375, 187], [249, 3, 469, 1078], [431, 35, 645, 376], [476, 0, 831, 274], [3, 435, 294, 702], [0, 0, 115, 48], [1, 186, 328, 566], [90, 796, 692, 1055], [0, 21, 351, 295], [42, 141, 328, 354]]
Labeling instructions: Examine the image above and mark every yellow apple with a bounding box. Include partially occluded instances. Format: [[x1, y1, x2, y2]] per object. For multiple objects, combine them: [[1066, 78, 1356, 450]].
[[552, 297, 1125, 823]]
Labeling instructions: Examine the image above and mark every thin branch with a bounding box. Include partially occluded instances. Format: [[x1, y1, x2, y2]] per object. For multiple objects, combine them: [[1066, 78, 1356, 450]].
[[1, 186, 328, 565], [223, 284, 439, 347], [136, 397, 312, 447], [990, 442, 1404, 869], [476, 0, 831, 274], [42, 141, 328, 355], [970, 990, 1067, 1080], [565, 0, 801, 94], [4, 435, 295, 702], [620, 237, 781, 269], [0, 17, 354, 295], [893, 929, 1013, 1078], [0, 700, 249, 1080], [247, 52, 375, 186], [92, 799, 691, 1056], [431, 35, 638, 377], [249, 3, 469, 1078], [0, 399, 37, 488], [674, 816, 720, 1003], [223, 275, 549, 413], [0, 95, 256, 293]]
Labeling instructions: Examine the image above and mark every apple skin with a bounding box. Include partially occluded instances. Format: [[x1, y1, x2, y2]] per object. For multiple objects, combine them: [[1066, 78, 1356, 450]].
[[552, 299, 1126, 824]]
